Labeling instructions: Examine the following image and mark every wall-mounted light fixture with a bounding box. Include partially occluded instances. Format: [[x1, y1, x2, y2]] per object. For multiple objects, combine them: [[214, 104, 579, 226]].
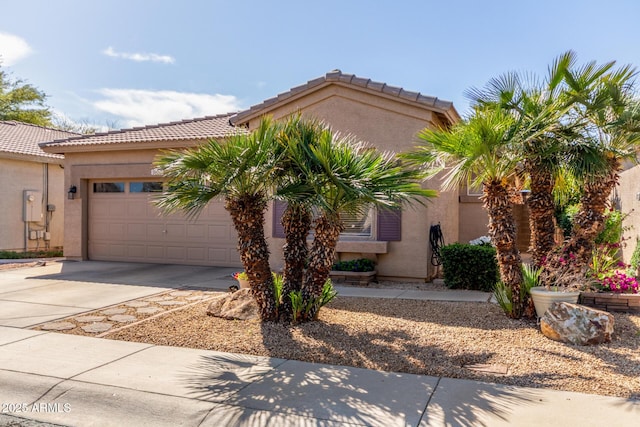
[[68, 185, 77, 200]]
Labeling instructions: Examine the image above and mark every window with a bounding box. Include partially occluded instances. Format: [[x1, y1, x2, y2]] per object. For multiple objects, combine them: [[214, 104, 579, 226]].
[[93, 182, 125, 193], [273, 201, 401, 241], [130, 182, 163, 193], [341, 210, 373, 237]]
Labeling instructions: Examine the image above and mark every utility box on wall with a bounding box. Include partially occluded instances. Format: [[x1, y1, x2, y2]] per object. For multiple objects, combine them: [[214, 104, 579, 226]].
[[23, 190, 43, 222]]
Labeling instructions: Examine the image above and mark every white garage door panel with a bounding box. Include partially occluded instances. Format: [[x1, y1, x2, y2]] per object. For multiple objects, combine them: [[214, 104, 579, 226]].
[[88, 183, 241, 267]]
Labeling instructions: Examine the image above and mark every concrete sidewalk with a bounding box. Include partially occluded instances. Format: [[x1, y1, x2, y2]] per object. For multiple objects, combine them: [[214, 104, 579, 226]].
[[0, 326, 638, 427], [0, 261, 638, 426]]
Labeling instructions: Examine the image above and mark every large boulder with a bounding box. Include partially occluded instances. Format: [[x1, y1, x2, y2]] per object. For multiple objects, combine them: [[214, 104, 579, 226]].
[[540, 302, 614, 345], [206, 288, 258, 320]]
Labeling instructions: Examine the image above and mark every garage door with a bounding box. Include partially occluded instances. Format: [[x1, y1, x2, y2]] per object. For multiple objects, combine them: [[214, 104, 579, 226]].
[[88, 180, 241, 266]]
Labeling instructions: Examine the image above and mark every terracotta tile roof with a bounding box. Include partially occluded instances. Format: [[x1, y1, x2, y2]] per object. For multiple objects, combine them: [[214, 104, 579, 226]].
[[0, 121, 77, 161], [231, 69, 460, 125], [40, 113, 245, 151]]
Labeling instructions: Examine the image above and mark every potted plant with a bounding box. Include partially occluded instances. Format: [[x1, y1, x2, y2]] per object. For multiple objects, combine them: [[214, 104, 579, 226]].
[[530, 249, 587, 318], [233, 271, 250, 289]]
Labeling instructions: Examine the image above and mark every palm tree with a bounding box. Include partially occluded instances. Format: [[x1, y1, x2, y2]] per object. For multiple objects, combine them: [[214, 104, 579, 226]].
[[273, 115, 325, 322], [466, 51, 582, 266], [297, 129, 436, 320], [153, 118, 283, 321], [560, 61, 640, 264], [408, 107, 527, 318]]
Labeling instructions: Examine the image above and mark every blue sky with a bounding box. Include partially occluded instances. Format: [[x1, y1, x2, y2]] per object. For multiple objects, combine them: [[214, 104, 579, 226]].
[[2, 0, 639, 129]]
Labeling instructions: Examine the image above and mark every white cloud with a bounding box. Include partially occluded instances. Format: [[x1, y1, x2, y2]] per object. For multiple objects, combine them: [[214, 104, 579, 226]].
[[0, 32, 33, 66], [93, 89, 243, 127], [102, 46, 175, 64]]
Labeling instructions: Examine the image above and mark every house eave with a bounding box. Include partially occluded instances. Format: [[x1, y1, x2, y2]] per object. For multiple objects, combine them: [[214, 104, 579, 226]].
[[0, 151, 64, 164]]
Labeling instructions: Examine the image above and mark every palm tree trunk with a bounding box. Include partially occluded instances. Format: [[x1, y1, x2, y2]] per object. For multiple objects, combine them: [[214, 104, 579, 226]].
[[526, 162, 556, 266], [280, 203, 312, 322], [225, 193, 277, 322], [482, 180, 524, 319], [566, 157, 620, 264], [302, 214, 344, 320]]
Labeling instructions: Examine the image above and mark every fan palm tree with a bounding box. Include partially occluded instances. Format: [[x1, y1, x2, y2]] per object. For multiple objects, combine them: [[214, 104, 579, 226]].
[[153, 118, 283, 321], [407, 107, 526, 318], [560, 61, 640, 264], [273, 115, 325, 322], [290, 128, 436, 320], [466, 51, 584, 266]]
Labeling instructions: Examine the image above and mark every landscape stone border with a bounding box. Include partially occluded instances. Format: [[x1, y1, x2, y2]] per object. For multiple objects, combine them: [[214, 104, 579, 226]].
[[579, 292, 640, 313]]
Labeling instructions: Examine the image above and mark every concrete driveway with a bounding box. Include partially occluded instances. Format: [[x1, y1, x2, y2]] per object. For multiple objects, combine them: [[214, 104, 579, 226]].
[[0, 260, 237, 328]]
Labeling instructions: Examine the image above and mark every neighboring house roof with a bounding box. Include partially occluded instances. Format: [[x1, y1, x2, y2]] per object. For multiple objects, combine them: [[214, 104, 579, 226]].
[[40, 113, 244, 154], [231, 69, 461, 127], [0, 121, 77, 162]]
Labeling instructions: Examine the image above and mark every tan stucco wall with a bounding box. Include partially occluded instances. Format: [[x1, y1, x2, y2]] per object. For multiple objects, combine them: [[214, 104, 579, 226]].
[[244, 84, 459, 280], [617, 164, 640, 263], [0, 158, 64, 251], [458, 193, 488, 244]]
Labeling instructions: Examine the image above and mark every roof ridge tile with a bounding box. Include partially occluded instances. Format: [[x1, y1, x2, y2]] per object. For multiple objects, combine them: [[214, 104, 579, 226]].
[[231, 70, 457, 126]]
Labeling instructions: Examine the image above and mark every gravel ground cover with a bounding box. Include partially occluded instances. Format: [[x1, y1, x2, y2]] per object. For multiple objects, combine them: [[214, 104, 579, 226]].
[[95, 291, 640, 399], [14, 257, 637, 400]]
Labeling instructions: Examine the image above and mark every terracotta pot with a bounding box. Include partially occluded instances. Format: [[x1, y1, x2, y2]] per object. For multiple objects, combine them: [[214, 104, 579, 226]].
[[529, 286, 580, 318]]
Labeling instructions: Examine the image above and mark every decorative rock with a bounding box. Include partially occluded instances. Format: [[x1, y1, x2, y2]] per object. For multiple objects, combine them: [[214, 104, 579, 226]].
[[137, 307, 163, 314], [124, 301, 150, 308], [108, 314, 137, 323], [540, 302, 614, 345], [81, 322, 112, 333], [75, 315, 106, 323], [170, 291, 192, 297], [206, 288, 258, 320], [157, 300, 187, 306], [186, 295, 207, 301], [101, 308, 127, 315], [41, 322, 75, 331]]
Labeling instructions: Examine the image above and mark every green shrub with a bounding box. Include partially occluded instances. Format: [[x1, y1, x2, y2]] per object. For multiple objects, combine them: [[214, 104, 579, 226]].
[[630, 237, 640, 276], [332, 258, 375, 272], [441, 243, 499, 291], [0, 249, 63, 259], [555, 204, 579, 239], [289, 279, 338, 323], [595, 209, 625, 245], [494, 264, 540, 317]]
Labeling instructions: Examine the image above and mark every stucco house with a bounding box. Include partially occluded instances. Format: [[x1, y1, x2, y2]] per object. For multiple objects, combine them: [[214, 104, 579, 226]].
[[40, 70, 494, 280], [617, 162, 640, 263], [0, 121, 77, 252]]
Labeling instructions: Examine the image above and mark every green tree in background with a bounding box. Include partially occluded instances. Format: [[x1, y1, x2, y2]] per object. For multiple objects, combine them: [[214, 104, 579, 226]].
[[0, 67, 52, 126]]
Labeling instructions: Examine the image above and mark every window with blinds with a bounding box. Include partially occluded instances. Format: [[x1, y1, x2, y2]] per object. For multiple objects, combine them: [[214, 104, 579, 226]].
[[341, 209, 373, 237]]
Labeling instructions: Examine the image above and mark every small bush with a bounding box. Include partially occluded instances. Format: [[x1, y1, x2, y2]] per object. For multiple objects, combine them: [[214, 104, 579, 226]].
[[556, 204, 579, 238], [595, 209, 626, 245], [332, 258, 375, 272], [493, 264, 540, 317], [441, 243, 499, 291], [0, 249, 63, 259], [289, 279, 338, 323]]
